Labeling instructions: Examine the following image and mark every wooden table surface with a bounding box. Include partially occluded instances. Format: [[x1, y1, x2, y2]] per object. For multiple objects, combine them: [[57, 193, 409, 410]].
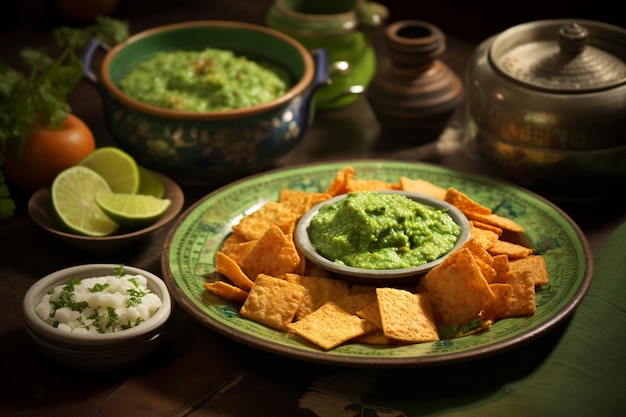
[[2, 1, 625, 416]]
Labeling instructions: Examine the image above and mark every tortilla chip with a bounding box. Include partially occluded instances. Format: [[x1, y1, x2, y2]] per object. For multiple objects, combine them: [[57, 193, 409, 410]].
[[488, 283, 512, 319], [221, 233, 247, 248], [444, 187, 492, 215], [491, 254, 510, 282], [303, 261, 331, 278], [493, 270, 537, 318], [325, 166, 355, 196], [352, 329, 393, 345], [461, 235, 494, 265], [242, 225, 301, 279], [346, 178, 400, 192], [215, 251, 254, 291], [292, 246, 307, 275], [465, 212, 526, 233], [376, 288, 440, 343], [355, 299, 383, 329], [279, 189, 331, 205], [470, 220, 503, 236], [399, 177, 447, 200], [203, 281, 249, 304], [220, 240, 256, 267], [421, 248, 496, 327], [473, 255, 498, 284], [470, 225, 501, 250], [337, 291, 379, 315], [287, 301, 376, 350], [232, 201, 301, 241], [240, 273, 306, 331], [284, 273, 351, 320], [508, 255, 549, 286], [488, 239, 534, 259]]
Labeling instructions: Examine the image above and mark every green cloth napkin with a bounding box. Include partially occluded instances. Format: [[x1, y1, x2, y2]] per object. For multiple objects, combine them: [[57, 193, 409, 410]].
[[300, 222, 626, 416]]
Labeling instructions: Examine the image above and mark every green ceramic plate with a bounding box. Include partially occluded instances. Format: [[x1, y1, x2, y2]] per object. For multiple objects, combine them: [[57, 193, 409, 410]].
[[161, 160, 593, 367]]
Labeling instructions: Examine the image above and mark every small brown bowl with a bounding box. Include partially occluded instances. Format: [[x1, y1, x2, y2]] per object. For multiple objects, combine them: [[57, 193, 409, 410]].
[[294, 190, 471, 286], [28, 171, 184, 253]]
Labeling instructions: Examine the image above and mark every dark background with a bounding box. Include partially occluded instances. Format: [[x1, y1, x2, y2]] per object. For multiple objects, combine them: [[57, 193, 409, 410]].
[[1, 0, 623, 44]]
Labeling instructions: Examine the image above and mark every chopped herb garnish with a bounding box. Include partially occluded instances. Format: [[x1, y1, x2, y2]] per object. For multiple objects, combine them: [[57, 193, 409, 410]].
[[114, 264, 125, 278], [126, 288, 146, 307], [89, 283, 110, 293]]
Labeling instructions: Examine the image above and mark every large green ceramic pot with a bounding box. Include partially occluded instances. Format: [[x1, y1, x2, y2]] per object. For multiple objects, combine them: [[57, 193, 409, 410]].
[[82, 20, 330, 186], [266, 0, 387, 110]]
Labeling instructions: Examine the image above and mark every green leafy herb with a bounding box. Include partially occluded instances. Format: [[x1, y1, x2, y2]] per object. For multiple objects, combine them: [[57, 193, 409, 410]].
[[49, 278, 89, 316], [89, 283, 110, 293], [121, 317, 145, 330], [126, 288, 147, 307], [114, 264, 126, 278], [0, 171, 16, 220], [0, 16, 129, 221]]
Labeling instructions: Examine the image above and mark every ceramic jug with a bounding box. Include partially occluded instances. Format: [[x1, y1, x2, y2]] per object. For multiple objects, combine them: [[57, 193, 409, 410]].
[[365, 20, 464, 141], [267, 0, 388, 110]]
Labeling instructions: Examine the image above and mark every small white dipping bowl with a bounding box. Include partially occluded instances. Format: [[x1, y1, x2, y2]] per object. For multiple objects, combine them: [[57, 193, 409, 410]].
[[294, 191, 471, 286], [23, 264, 172, 371]]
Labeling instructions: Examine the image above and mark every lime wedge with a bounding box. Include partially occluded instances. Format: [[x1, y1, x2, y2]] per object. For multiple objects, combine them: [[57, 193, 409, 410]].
[[79, 147, 140, 194], [95, 193, 172, 229], [137, 166, 165, 198], [51, 166, 119, 237]]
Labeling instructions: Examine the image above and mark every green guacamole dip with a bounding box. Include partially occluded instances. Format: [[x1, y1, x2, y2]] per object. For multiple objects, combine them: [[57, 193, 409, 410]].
[[308, 191, 461, 270], [118, 47, 290, 111]]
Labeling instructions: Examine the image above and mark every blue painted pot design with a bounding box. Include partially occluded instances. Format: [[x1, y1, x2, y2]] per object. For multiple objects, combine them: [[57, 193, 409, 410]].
[[83, 20, 330, 186]]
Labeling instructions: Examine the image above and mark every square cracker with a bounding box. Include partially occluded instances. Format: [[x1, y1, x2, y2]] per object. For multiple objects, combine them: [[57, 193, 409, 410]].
[[287, 302, 376, 350], [240, 273, 305, 331], [284, 273, 351, 320], [491, 270, 537, 318], [465, 212, 526, 233], [488, 239, 534, 259], [346, 178, 400, 192], [376, 288, 440, 343], [421, 248, 496, 327], [232, 201, 301, 241], [508, 255, 549, 286], [399, 177, 446, 200], [355, 299, 383, 329]]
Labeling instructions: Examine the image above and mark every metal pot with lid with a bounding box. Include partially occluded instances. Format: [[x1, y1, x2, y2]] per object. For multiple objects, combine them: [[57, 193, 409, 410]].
[[466, 19, 626, 200]]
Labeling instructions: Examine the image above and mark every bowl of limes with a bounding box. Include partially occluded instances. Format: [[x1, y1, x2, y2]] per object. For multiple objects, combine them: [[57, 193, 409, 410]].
[[28, 147, 184, 253]]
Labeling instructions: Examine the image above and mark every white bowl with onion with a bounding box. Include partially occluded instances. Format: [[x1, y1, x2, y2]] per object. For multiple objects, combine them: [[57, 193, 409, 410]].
[[22, 264, 172, 371]]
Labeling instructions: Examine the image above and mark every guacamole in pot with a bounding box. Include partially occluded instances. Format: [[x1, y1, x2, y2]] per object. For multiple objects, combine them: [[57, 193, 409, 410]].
[[308, 191, 461, 270], [118, 47, 290, 111]]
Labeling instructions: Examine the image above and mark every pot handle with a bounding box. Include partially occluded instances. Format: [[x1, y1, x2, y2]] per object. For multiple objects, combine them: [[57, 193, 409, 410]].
[[300, 48, 331, 122], [81, 39, 111, 85], [308, 48, 331, 94]]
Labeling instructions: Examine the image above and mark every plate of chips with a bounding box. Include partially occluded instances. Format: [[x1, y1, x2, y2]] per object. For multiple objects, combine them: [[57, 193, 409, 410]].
[[162, 160, 593, 367]]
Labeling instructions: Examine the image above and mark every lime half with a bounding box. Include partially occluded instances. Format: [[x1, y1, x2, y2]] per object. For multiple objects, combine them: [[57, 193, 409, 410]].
[[95, 193, 172, 229], [51, 166, 119, 237], [79, 147, 140, 194], [137, 166, 165, 198]]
